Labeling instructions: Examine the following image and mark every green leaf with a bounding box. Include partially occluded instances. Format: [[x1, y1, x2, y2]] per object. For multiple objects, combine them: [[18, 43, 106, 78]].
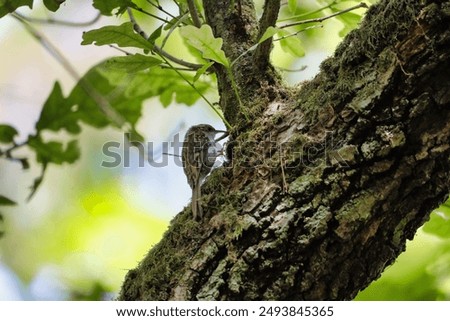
[[28, 136, 80, 165], [0, 0, 33, 18], [164, 14, 187, 30], [127, 128, 145, 145], [119, 67, 211, 107], [37, 67, 144, 135], [179, 25, 229, 67], [36, 61, 144, 133], [423, 203, 450, 239], [174, 82, 210, 106], [338, 12, 362, 37], [92, 0, 135, 16], [27, 163, 47, 201], [104, 54, 162, 73], [0, 215, 3, 238], [36, 82, 81, 134], [0, 195, 17, 206], [68, 62, 144, 128], [193, 61, 213, 82], [43, 0, 64, 12], [160, 89, 173, 107], [37, 57, 205, 141], [288, 0, 298, 13], [278, 29, 305, 57], [82, 22, 153, 51], [258, 26, 281, 44], [148, 25, 163, 45], [0, 124, 18, 143]]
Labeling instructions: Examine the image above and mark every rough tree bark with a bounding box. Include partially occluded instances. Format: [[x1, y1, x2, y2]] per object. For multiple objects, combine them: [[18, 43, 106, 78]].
[[119, 0, 450, 300]]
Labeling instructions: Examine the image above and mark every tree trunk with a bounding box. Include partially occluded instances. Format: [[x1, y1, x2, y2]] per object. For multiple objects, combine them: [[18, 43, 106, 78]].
[[119, 0, 450, 300]]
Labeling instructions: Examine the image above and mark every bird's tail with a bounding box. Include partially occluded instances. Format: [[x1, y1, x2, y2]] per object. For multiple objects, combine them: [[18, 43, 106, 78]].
[[192, 184, 203, 220]]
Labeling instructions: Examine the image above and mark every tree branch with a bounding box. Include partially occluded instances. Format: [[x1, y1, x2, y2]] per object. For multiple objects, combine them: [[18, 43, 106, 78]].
[[13, 12, 101, 27], [254, 0, 281, 70], [126, 8, 202, 70], [187, 0, 202, 27], [152, 46, 202, 70], [119, 0, 450, 300], [202, 0, 281, 125]]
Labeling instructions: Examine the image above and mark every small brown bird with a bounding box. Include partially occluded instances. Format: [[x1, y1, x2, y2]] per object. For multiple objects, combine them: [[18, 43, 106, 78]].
[[182, 124, 228, 219]]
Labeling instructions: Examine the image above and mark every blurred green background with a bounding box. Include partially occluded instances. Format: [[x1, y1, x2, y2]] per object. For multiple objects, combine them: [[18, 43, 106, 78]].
[[0, 0, 449, 300]]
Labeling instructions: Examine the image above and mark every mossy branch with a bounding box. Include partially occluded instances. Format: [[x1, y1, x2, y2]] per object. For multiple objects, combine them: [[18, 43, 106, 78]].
[[119, 0, 450, 300], [254, 0, 281, 70]]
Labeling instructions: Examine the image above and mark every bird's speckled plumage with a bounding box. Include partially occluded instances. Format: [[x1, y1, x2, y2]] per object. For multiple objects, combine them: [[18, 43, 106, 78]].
[[182, 124, 222, 219]]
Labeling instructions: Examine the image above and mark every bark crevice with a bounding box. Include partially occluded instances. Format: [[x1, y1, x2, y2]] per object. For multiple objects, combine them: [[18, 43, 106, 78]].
[[119, 0, 450, 300]]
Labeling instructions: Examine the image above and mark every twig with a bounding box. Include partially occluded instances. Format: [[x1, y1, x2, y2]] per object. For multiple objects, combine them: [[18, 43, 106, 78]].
[[127, 8, 202, 70], [173, 1, 183, 13], [146, 0, 177, 20], [162, 152, 181, 158], [27, 162, 47, 201], [279, 2, 368, 29], [4, 141, 27, 155], [132, 6, 172, 24], [127, 7, 149, 38], [273, 24, 323, 42], [108, 45, 132, 55], [153, 46, 202, 70], [277, 0, 338, 22], [13, 12, 101, 27], [276, 65, 307, 72], [161, 12, 189, 49], [160, 65, 197, 71], [159, 56, 231, 129], [187, 0, 202, 27], [1, 142, 29, 169]]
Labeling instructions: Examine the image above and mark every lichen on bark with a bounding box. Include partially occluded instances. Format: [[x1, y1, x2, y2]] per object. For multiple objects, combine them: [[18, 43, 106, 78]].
[[119, 0, 450, 300]]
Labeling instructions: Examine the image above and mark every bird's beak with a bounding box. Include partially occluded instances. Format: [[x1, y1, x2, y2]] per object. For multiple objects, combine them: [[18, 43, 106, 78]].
[[214, 130, 229, 142]]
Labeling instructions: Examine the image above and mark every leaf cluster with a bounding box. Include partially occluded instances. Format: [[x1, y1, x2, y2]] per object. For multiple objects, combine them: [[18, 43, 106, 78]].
[[0, 0, 221, 204]]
